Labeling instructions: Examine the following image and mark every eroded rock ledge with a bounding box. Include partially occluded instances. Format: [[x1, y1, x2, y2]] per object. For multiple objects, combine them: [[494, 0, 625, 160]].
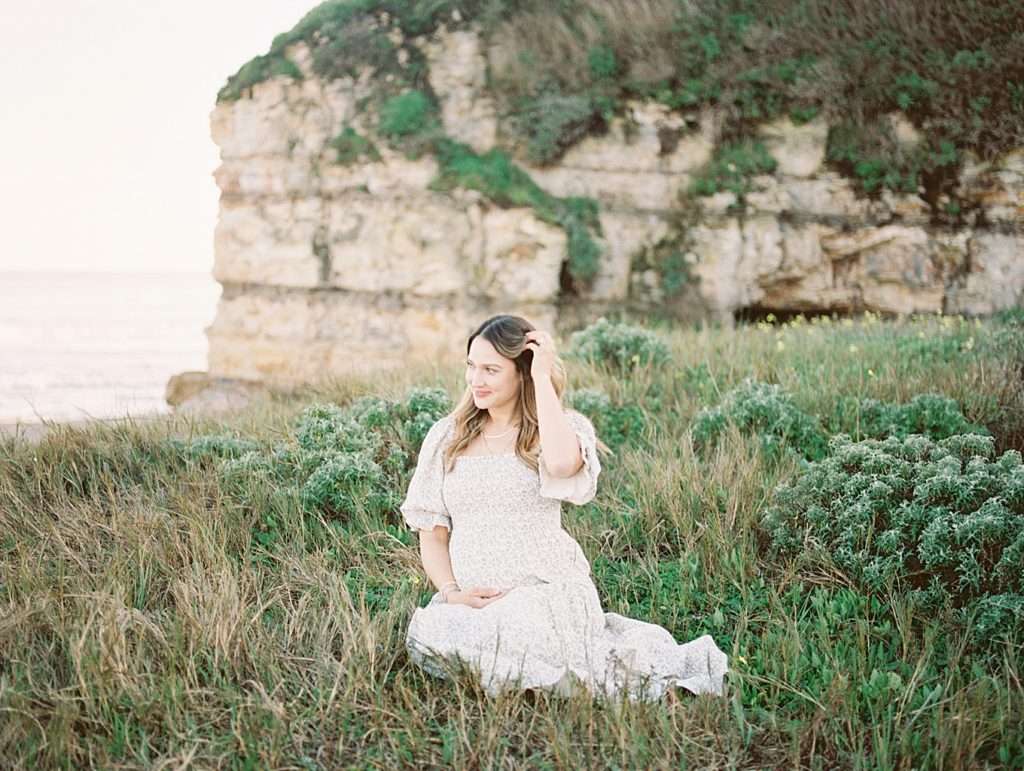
[[201, 28, 1023, 388]]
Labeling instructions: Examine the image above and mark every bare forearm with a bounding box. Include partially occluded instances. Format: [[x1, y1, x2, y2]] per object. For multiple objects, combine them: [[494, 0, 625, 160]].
[[418, 533, 457, 591], [534, 374, 582, 476]]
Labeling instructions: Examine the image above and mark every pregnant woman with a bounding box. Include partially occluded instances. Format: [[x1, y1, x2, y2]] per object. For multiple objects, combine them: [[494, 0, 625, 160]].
[[401, 314, 728, 701]]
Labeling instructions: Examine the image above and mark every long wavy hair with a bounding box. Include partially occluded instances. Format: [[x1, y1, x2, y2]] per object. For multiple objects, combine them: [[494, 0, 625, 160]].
[[442, 314, 568, 473]]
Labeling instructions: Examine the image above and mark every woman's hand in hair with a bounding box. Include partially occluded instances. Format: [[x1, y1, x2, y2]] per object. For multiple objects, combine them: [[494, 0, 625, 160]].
[[523, 329, 556, 381]]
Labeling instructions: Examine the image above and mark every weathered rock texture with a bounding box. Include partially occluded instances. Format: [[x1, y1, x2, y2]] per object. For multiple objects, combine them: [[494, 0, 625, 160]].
[[198, 25, 1023, 389]]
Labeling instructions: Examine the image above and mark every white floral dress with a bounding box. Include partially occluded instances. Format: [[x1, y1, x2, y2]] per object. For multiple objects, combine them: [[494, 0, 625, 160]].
[[400, 409, 729, 702]]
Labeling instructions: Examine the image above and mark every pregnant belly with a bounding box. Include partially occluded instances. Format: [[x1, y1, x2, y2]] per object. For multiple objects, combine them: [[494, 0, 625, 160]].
[[450, 527, 587, 589]]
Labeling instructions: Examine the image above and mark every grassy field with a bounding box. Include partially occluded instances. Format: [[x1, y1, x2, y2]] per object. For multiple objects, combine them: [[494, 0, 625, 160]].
[[1, 312, 1022, 769]]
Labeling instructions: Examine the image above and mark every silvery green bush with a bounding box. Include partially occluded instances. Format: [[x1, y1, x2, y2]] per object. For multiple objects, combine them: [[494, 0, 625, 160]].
[[691, 379, 829, 461], [182, 387, 452, 544], [858, 393, 988, 440], [565, 317, 671, 371], [762, 433, 1024, 652], [568, 387, 646, 450]]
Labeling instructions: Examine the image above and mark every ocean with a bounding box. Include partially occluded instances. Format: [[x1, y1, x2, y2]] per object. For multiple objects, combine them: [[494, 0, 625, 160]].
[[0, 271, 221, 424]]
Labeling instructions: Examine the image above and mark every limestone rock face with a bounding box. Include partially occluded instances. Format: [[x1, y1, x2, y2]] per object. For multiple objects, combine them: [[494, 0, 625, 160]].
[[422, 28, 497, 153], [759, 116, 829, 178], [521, 102, 716, 211], [946, 232, 1024, 315], [189, 25, 1024, 395]]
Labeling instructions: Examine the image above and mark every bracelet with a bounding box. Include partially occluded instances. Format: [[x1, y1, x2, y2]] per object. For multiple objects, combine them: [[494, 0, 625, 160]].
[[439, 580, 460, 601]]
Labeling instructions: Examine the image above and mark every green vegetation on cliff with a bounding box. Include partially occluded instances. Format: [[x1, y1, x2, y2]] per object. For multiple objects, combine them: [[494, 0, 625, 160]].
[[220, 0, 1023, 203], [430, 138, 603, 286], [217, 1, 497, 102]]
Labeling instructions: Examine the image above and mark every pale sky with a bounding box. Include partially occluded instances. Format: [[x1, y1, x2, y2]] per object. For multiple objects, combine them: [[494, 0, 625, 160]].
[[0, 1, 316, 274]]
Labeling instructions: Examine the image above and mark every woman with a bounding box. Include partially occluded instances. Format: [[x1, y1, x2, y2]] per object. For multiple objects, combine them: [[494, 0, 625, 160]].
[[401, 314, 728, 701]]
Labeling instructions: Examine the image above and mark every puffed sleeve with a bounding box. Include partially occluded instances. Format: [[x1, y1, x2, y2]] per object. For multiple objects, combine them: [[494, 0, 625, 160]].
[[538, 409, 602, 505], [400, 415, 453, 532]]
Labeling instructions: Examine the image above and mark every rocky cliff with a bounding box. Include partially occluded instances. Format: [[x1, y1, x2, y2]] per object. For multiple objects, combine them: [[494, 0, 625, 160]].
[[188, 20, 1022, 394]]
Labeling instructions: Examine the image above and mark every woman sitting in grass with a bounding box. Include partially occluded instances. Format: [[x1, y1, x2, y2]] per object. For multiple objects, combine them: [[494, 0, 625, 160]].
[[402, 313, 728, 701]]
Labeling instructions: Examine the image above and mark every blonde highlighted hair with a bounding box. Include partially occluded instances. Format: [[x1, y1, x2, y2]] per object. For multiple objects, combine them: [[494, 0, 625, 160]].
[[442, 314, 568, 473]]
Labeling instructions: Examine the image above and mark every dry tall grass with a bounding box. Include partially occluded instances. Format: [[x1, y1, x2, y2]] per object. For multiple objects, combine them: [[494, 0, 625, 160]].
[[1, 315, 1021, 768]]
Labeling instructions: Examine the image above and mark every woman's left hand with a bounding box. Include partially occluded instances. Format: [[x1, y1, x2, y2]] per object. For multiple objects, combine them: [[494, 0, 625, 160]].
[[524, 329, 556, 381]]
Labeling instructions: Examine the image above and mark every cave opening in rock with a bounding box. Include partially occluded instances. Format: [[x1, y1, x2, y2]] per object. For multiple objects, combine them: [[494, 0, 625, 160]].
[[733, 305, 848, 325], [558, 260, 578, 297]]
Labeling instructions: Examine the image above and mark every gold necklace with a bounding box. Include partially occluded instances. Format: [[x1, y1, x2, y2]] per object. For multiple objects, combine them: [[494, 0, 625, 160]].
[[482, 423, 519, 439], [482, 423, 518, 454]]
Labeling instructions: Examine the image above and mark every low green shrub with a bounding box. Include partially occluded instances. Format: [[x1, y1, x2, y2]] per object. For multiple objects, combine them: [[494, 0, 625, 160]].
[[376, 90, 444, 159], [694, 384, 985, 462], [565, 317, 671, 372], [330, 126, 382, 165], [182, 387, 452, 549], [175, 435, 261, 462], [518, 93, 603, 166], [216, 54, 303, 102], [218, 0, 486, 102], [378, 90, 436, 139], [568, 388, 646, 450], [857, 393, 988, 441], [762, 433, 1024, 652], [826, 121, 960, 200], [691, 379, 828, 461], [689, 140, 777, 201]]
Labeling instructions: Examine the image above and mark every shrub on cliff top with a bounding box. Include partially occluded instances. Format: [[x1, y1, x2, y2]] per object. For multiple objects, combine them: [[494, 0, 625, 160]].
[[761, 433, 1024, 652], [220, 0, 1023, 203], [488, 0, 1023, 187], [218, 1, 503, 102], [217, 55, 303, 102]]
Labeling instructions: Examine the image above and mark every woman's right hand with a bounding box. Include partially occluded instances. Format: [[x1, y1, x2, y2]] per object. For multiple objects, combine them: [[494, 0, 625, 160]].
[[448, 586, 508, 608]]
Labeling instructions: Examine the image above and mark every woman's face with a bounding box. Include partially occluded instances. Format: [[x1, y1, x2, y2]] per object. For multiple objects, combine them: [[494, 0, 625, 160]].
[[465, 336, 521, 410]]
